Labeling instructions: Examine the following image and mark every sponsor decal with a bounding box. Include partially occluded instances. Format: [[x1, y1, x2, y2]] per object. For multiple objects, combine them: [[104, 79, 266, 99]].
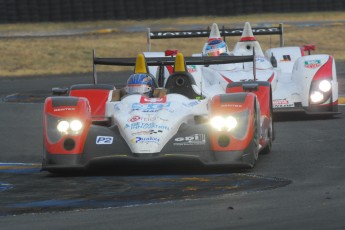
[[127, 114, 167, 123], [256, 56, 266, 62], [53, 107, 76, 112], [174, 134, 206, 146], [304, 60, 321, 68], [114, 104, 123, 111], [128, 115, 141, 122], [273, 99, 294, 108], [132, 130, 163, 136], [220, 104, 243, 108], [183, 100, 200, 108], [151, 31, 209, 37], [127, 122, 170, 131], [273, 99, 288, 105], [150, 28, 280, 38], [132, 136, 160, 144], [132, 102, 171, 112], [187, 65, 197, 73], [140, 96, 167, 104], [96, 136, 114, 144]]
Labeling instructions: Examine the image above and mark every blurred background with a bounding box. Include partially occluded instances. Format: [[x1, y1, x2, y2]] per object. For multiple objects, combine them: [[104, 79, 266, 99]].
[[0, 0, 344, 23], [0, 0, 344, 77]]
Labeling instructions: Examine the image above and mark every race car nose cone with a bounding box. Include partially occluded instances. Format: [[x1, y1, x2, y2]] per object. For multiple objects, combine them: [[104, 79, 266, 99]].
[[209, 23, 221, 39], [240, 22, 256, 42]]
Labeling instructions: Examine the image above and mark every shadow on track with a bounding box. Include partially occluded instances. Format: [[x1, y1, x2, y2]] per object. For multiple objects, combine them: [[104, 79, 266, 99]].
[[273, 112, 342, 122], [0, 162, 291, 217], [45, 160, 252, 177]]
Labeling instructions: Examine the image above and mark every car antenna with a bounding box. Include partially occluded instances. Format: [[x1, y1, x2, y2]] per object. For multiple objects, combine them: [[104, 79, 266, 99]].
[[222, 25, 226, 42], [270, 35, 272, 49], [242, 54, 245, 70], [93, 49, 98, 85], [253, 48, 256, 81], [200, 76, 203, 100]]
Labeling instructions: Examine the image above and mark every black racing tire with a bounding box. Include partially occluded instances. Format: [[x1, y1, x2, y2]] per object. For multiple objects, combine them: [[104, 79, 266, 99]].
[[248, 100, 260, 168], [261, 88, 274, 155]]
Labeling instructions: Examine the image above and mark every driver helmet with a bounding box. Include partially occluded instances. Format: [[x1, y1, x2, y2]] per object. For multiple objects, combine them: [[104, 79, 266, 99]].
[[126, 74, 155, 97], [204, 39, 227, 56]]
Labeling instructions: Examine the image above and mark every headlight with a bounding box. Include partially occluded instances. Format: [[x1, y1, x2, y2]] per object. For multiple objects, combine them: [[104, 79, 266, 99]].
[[310, 91, 324, 103], [57, 120, 69, 133], [57, 119, 83, 134], [319, 80, 331, 92], [210, 116, 224, 131], [225, 116, 238, 131], [210, 116, 237, 132], [70, 120, 83, 132]]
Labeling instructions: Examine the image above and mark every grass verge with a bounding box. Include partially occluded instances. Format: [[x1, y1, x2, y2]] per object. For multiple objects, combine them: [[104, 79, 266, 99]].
[[0, 12, 344, 77]]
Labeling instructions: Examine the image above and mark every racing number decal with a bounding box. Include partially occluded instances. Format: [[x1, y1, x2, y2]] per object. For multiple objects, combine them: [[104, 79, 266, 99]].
[[96, 136, 113, 144]]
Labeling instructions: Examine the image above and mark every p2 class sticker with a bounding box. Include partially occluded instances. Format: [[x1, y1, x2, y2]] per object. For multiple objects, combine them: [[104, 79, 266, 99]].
[[96, 136, 114, 144]]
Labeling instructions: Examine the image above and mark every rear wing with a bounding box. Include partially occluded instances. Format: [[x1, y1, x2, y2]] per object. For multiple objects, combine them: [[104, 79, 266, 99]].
[[147, 23, 284, 51], [92, 50, 256, 85]]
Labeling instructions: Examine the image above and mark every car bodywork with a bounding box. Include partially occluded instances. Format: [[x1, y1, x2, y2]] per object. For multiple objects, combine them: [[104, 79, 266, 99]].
[[42, 53, 273, 173], [147, 22, 339, 115]]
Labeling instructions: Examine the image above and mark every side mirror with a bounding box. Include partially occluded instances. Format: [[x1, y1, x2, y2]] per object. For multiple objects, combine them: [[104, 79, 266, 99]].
[[52, 87, 69, 96], [270, 53, 277, 68], [165, 49, 178, 57]]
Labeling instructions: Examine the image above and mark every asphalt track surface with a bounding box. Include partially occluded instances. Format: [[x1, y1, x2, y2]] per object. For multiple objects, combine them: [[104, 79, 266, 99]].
[[0, 64, 344, 229]]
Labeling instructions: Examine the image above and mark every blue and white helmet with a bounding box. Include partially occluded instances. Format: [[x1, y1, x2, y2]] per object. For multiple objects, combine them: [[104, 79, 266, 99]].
[[204, 39, 227, 56], [126, 74, 155, 97]]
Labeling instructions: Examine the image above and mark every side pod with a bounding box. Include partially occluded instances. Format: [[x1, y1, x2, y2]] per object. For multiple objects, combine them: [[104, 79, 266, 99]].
[[226, 81, 274, 152], [209, 93, 258, 152], [43, 96, 92, 156]]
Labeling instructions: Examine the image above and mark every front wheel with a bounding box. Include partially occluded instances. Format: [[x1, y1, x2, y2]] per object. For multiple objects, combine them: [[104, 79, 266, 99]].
[[248, 102, 260, 167]]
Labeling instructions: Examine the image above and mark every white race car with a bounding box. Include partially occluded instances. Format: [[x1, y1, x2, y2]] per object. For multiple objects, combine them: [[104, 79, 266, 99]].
[[42, 52, 273, 173], [147, 22, 339, 115]]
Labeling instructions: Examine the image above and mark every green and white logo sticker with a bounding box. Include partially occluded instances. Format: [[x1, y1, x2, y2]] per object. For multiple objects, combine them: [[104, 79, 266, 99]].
[[304, 60, 321, 68]]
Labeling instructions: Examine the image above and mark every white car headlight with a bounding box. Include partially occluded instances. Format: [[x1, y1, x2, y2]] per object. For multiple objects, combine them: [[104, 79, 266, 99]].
[[70, 120, 83, 132], [210, 116, 224, 131], [319, 80, 331, 92], [225, 116, 237, 131], [57, 119, 83, 133], [310, 91, 324, 103], [57, 120, 69, 133], [210, 116, 237, 131]]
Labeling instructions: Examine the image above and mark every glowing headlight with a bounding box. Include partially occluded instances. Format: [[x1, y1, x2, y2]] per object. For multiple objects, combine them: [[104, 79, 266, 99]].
[[310, 91, 324, 103], [225, 116, 237, 131], [57, 119, 83, 133], [70, 120, 83, 132], [210, 116, 237, 131], [319, 80, 331, 92], [210, 116, 224, 131], [57, 120, 69, 133]]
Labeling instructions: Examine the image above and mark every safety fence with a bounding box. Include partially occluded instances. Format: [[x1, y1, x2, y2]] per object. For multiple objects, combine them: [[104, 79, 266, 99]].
[[0, 0, 344, 23]]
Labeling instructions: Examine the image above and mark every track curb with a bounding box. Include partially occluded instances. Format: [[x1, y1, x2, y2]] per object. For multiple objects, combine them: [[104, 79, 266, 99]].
[[339, 96, 345, 104]]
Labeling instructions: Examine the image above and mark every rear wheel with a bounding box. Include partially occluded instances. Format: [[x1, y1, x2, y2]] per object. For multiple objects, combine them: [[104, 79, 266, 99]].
[[261, 117, 272, 154]]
